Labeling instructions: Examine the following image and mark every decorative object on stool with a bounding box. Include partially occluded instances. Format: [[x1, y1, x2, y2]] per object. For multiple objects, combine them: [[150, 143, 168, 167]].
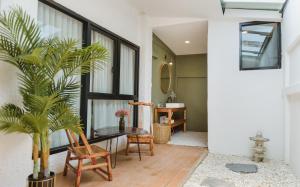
[[115, 109, 129, 131], [249, 131, 269, 162]]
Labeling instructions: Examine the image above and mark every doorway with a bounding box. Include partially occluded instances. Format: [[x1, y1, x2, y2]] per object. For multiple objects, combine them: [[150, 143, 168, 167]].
[[151, 21, 208, 148]]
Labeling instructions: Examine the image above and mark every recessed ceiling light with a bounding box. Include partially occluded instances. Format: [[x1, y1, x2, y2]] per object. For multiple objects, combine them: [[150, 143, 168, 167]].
[[185, 40, 190, 44], [242, 31, 248, 34]]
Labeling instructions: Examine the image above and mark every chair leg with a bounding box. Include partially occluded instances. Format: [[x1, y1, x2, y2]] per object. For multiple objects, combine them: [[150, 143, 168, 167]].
[[75, 160, 83, 187], [63, 151, 71, 176], [125, 140, 129, 156], [106, 155, 113, 181], [150, 140, 154, 156]]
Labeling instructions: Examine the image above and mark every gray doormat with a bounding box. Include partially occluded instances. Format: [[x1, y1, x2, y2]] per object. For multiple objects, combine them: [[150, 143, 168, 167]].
[[201, 177, 235, 187], [225, 163, 258, 173]]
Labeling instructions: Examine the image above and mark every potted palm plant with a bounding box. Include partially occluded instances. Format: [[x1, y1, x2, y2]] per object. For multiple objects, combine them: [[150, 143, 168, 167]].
[[0, 8, 107, 186]]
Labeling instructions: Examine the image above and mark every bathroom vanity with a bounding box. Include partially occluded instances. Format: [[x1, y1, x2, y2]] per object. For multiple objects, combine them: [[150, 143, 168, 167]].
[[154, 107, 187, 134]]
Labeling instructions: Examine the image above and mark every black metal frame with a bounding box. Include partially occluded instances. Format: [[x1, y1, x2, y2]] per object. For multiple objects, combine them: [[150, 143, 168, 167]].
[[220, 0, 289, 15], [280, 0, 290, 16], [239, 21, 282, 71], [38, 0, 140, 154]]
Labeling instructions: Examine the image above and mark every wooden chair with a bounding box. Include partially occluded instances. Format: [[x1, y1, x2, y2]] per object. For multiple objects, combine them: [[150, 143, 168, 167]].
[[126, 101, 155, 156], [64, 129, 112, 187]]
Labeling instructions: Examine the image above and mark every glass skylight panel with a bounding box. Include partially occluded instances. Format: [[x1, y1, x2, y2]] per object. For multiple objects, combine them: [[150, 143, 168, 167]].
[[240, 22, 281, 70], [242, 34, 265, 55], [221, 0, 287, 12]]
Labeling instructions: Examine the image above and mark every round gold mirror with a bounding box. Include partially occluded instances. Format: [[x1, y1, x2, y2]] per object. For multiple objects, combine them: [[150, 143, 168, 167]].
[[160, 63, 171, 94]]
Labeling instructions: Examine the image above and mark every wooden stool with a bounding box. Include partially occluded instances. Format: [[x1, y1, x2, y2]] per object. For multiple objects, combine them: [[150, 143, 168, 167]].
[[125, 102, 155, 157]]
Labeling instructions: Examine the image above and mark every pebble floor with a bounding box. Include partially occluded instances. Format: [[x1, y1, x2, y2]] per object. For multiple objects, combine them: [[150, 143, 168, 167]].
[[184, 153, 300, 187]]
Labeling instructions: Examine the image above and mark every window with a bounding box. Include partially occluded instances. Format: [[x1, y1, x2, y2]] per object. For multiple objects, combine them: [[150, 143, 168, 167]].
[[38, 2, 83, 41], [220, 0, 288, 12], [240, 22, 281, 70], [87, 100, 133, 139], [90, 30, 114, 94], [38, 0, 139, 153], [86, 28, 139, 142], [120, 44, 136, 95], [38, 1, 83, 148]]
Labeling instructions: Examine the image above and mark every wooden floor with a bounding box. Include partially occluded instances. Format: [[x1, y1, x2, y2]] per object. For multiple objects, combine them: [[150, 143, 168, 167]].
[[56, 144, 208, 187]]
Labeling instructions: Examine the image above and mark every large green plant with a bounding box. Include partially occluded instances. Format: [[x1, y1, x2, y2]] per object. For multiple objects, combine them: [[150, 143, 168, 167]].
[[0, 8, 108, 179]]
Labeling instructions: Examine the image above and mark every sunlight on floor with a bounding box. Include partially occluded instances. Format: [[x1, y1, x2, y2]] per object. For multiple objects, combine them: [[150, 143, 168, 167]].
[[168, 131, 208, 147]]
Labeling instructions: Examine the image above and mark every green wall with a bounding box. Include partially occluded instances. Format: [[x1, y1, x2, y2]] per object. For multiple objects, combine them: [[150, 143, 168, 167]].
[[152, 34, 176, 105], [175, 54, 207, 132]]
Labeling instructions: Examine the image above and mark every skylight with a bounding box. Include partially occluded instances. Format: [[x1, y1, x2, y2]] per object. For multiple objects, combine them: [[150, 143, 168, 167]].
[[221, 0, 287, 12], [241, 23, 275, 57], [240, 22, 281, 70]]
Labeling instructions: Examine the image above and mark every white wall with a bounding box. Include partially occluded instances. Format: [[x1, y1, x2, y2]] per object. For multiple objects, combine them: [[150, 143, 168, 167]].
[[0, 1, 38, 187], [281, 0, 300, 177], [0, 0, 152, 186], [207, 19, 284, 160]]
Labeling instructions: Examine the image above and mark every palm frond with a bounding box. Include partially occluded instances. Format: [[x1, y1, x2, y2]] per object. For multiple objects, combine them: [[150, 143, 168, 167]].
[[0, 104, 34, 134], [21, 113, 48, 133], [25, 93, 61, 115], [62, 43, 109, 77], [0, 35, 20, 66], [48, 103, 81, 134], [18, 71, 51, 97], [0, 7, 41, 53], [17, 47, 44, 66], [39, 38, 77, 79], [52, 76, 81, 106]]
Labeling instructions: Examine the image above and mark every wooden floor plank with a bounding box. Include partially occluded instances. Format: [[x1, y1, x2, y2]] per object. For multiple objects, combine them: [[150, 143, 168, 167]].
[[56, 144, 208, 187]]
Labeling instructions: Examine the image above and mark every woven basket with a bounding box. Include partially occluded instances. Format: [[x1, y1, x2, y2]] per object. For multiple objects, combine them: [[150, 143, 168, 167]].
[[153, 123, 171, 144]]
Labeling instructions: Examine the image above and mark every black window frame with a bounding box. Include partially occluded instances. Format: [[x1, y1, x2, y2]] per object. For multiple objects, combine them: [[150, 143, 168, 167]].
[[219, 0, 289, 15], [239, 21, 282, 71], [38, 0, 139, 154]]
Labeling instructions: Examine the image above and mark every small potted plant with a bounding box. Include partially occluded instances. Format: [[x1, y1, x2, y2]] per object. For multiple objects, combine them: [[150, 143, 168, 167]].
[[0, 8, 107, 186], [115, 110, 129, 131]]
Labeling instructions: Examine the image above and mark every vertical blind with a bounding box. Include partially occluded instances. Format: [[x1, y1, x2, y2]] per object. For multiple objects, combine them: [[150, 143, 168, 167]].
[[38, 2, 83, 148], [120, 44, 135, 95]]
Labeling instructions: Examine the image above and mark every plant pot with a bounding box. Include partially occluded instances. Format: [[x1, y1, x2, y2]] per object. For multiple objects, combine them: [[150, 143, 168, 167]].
[[28, 172, 55, 187], [119, 117, 125, 131]]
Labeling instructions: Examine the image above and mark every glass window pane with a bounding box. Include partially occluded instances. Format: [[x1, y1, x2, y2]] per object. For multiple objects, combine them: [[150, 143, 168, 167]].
[[221, 0, 286, 11], [240, 22, 281, 70], [86, 100, 133, 139], [120, 44, 135, 95], [38, 2, 83, 42], [90, 31, 114, 93], [38, 2, 83, 148]]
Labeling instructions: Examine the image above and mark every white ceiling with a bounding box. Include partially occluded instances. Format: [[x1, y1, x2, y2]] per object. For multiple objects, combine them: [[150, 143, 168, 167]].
[[153, 21, 208, 55], [127, 0, 217, 55], [127, 0, 281, 55], [128, 0, 223, 18]]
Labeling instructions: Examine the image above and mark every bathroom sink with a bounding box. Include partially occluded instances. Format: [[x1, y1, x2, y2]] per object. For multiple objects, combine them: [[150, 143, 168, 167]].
[[165, 103, 185, 108]]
